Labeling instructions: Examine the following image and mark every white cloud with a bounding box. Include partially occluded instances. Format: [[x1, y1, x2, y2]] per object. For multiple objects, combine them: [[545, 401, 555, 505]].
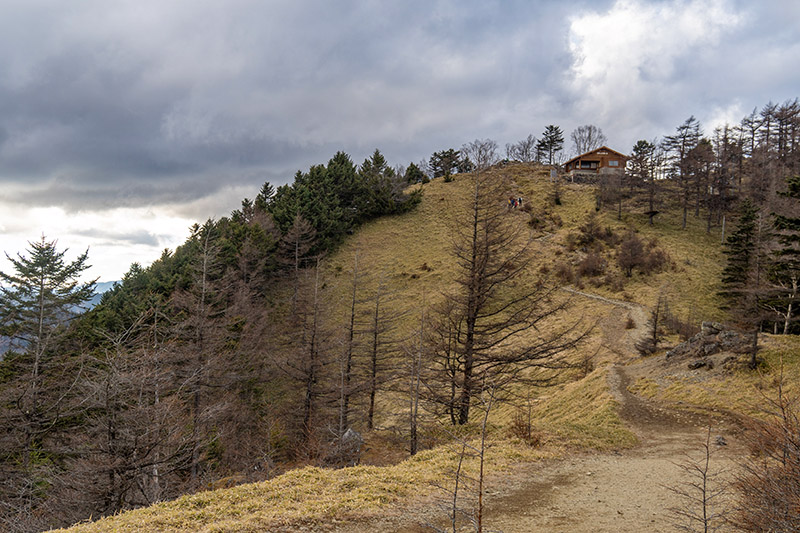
[[567, 0, 742, 145], [705, 100, 746, 134], [0, 201, 197, 282]]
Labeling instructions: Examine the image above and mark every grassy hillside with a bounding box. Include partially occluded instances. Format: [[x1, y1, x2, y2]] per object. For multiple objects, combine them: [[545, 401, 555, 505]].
[[325, 162, 726, 331], [55, 163, 749, 532]]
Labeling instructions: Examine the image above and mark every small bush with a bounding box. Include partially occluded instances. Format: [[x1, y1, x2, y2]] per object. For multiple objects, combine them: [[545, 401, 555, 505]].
[[578, 213, 605, 247], [579, 352, 595, 377], [602, 226, 620, 245], [732, 382, 800, 532], [565, 232, 579, 252], [617, 230, 645, 277], [603, 273, 625, 292], [554, 261, 575, 283], [643, 246, 671, 274], [528, 213, 545, 230], [529, 208, 560, 231], [577, 252, 606, 277], [509, 410, 542, 447]]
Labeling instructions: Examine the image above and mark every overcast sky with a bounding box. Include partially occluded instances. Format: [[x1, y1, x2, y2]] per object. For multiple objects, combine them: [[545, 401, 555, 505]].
[[1, 0, 798, 281]]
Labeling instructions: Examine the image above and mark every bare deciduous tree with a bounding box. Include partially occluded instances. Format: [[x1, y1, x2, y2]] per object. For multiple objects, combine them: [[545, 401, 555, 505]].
[[506, 134, 537, 163], [365, 275, 403, 431], [667, 427, 729, 533], [570, 124, 608, 155], [439, 163, 586, 424], [732, 373, 800, 532]]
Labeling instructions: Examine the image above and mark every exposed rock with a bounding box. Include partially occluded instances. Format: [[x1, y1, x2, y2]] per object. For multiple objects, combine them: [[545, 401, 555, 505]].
[[665, 323, 752, 367], [688, 360, 706, 370], [325, 428, 364, 468], [703, 343, 720, 356], [701, 321, 724, 335], [715, 435, 727, 446]]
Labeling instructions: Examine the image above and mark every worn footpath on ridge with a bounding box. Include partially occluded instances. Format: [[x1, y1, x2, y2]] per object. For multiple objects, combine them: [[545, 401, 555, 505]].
[[335, 291, 746, 533]]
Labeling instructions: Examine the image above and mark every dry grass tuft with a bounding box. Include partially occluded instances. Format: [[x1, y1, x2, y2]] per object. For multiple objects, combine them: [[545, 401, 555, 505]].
[[53, 440, 554, 533]]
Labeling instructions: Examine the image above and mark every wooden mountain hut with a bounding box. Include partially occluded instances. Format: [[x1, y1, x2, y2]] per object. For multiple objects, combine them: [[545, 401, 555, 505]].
[[564, 146, 628, 180]]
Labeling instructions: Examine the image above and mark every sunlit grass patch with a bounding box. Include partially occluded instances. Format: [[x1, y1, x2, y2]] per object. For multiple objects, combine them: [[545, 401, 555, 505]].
[[529, 369, 637, 450], [54, 438, 554, 533]]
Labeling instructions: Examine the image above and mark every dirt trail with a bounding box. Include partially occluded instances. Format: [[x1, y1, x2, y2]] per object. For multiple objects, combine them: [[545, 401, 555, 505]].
[[481, 365, 743, 533], [482, 292, 744, 532], [334, 292, 745, 533]]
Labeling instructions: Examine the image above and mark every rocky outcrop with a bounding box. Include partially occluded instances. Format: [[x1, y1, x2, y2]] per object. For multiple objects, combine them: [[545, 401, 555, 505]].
[[665, 322, 753, 369]]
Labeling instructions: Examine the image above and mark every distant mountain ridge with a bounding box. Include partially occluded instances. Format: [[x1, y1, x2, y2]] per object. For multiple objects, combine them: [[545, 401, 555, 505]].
[[86, 281, 118, 309]]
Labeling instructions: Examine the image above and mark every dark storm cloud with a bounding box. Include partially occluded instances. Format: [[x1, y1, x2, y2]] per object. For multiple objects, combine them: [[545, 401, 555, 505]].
[[0, 0, 797, 216], [0, 0, 591, 213], [72, 227, 164, 248]]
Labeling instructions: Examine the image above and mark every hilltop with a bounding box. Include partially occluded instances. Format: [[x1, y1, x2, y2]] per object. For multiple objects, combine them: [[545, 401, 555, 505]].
[[46, 162, 799, 532]]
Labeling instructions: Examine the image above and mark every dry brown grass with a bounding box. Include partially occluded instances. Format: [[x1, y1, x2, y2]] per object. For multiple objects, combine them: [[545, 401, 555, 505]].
[[53, 422, 558, 532], [54, 367, 633, 533], [55, 164, 728, 532]]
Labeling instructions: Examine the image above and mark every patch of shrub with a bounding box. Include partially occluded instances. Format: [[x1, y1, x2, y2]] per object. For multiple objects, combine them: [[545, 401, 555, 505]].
[[565, 232, 579, 252], [616, 232, 672, 277], [732, 381, 800, 532], [553, 261, 575, 283], [528, 212, 546, 230], [603, 273, 625, 292], [509, 410, 542, 447], [578, 213, 605, 247], [643, 245, 671, 274], [529, 208, 561, 231], [579, 351, 595, 377], [617, 230, 645, 277], [661, 299, 699, 340], [577, 252, 606, 277], [602, 226, 620, 246]]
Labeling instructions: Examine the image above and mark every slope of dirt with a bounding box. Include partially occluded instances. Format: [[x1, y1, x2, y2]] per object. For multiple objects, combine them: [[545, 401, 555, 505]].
[[480, 364, 744, 533], [333, 292, 746, 533]]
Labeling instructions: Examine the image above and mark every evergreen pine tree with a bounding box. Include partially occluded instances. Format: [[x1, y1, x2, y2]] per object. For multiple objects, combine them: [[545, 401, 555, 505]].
[[768, 175, 800, 333], [719, 199, 759, 308], [538, 125, 564, 165], [0, 237, 95, 524], [404, 162, 427, 184], [719, 199, 764, 368]]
